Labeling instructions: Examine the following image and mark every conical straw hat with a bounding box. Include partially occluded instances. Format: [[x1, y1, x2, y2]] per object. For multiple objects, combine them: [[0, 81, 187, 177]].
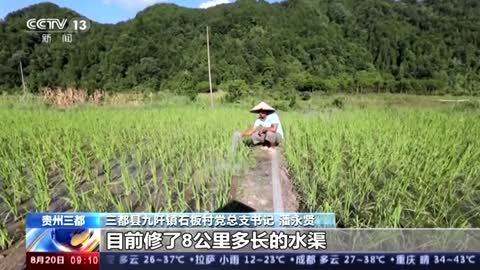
[[250, 101, 275, 113]]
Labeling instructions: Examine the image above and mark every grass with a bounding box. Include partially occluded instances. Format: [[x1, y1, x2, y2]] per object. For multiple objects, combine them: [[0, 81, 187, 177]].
[[0, 94, 479, 250], [0, 105, 251, 249], [283, 107, 480, 227]]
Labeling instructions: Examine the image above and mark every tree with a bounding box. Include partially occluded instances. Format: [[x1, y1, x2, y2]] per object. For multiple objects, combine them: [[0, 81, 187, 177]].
[[225, 80, 249, 103], [0, 1, 478, 96]]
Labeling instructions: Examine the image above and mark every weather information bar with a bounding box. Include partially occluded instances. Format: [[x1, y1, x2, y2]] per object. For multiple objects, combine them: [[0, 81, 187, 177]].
[[101, 252, 479, 270], [25, 213, 479, 270]]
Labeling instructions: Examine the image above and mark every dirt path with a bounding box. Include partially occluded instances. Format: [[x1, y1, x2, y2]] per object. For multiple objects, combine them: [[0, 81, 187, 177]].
[[231, 147, 298, 212], [0, 239, 25, 270]]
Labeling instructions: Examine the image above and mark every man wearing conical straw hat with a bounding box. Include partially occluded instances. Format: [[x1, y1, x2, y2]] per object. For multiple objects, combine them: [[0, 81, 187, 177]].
[[240, 101, 284, 148]]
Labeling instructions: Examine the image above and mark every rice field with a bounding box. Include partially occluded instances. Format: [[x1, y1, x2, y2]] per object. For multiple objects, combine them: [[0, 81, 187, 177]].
[[0, 105, 252, 249], [1, 99, 480, 249], [283, 108, 480, 228]]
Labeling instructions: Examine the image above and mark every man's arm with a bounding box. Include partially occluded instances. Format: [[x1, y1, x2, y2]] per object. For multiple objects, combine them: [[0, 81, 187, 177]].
[[261, 114, 279, 133], [261, 123, 278, 133], [240, 123, 277, 138], [241, 127, 258, 138]]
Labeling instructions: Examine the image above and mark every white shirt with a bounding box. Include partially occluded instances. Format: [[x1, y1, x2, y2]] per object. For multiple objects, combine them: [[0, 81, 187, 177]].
[[254, 112, 284, 138]]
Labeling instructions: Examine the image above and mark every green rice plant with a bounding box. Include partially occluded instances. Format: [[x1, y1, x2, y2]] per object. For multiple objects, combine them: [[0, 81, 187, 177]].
[[0, 223, 10, 250], [30, 152, 51, 212], [283, 108, 480, 227], [1, 98, 477, 251]]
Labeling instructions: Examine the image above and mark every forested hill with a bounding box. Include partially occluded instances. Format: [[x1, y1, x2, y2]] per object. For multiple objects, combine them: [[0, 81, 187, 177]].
[[1, 0, 479, 96]]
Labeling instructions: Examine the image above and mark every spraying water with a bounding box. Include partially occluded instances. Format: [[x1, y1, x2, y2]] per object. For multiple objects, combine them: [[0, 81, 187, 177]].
[[230, 130, 286, 215], [232, 131, 241, 152]]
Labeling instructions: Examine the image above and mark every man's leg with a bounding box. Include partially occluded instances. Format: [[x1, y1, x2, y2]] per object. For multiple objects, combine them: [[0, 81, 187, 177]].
[[251, 132, 266, 145], [265, 131, 282, 146], [276, 133, 283, 145]]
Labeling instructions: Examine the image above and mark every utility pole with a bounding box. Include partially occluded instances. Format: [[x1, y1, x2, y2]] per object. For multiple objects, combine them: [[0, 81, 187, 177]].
[[19, 61, 27, 98], [206, 26, 213, 108]]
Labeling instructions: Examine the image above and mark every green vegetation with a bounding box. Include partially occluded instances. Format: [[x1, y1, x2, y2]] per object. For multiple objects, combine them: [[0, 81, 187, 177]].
[[0, 104, 251, 249], [1, 0, 479, 96], [1, 95, 479, 250], [1, 0, 480, 251], [283, 108, 480, 227]]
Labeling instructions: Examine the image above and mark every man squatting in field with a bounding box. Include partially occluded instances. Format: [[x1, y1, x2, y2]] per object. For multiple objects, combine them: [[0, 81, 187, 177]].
[[241, 102, 284, 148]]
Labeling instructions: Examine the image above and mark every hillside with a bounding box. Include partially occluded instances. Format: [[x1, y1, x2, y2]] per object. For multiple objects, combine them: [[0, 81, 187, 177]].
[[0, 0, 479, 96]]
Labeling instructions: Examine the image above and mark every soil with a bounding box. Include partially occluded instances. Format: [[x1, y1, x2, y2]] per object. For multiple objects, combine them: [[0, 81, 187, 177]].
[[0, 239, 25, 270], [230, 146, 299, 212], [279, 156, 300, 212]]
